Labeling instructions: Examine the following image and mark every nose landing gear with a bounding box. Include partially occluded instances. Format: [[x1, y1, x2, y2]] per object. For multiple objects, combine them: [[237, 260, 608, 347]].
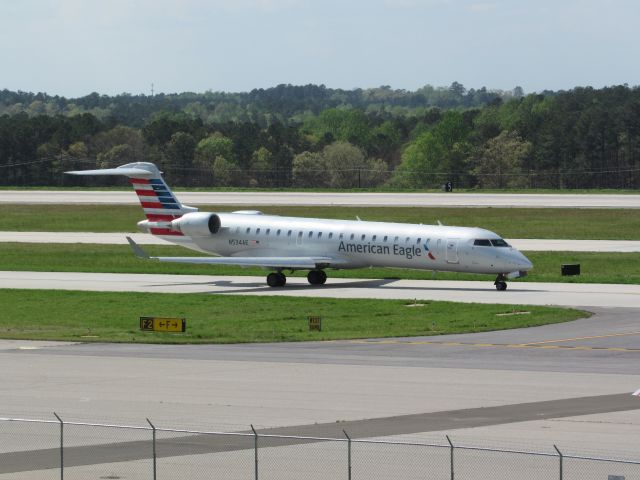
[[494, 274, 507, 291]]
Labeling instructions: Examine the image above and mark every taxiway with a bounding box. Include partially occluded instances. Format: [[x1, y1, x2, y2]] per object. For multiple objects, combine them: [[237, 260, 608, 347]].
[[2, 190, 640, 208], [1, 270, 638, 308]]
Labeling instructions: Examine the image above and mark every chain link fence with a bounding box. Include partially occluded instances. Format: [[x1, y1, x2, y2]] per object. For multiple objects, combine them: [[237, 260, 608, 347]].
[[1, 416, 638, 480], [4, 156, 640, 189]]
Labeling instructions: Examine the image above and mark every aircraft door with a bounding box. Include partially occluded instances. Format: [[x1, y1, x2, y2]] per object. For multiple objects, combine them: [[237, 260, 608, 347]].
[[446, 238, 459, 263]]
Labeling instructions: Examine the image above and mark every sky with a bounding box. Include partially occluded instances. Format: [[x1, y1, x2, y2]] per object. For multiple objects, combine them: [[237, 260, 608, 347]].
[[1, 0, 639, 97]]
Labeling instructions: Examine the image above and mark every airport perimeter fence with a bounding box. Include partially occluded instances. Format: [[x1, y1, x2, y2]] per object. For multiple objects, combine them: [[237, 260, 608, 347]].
[[23, 155, 640, 189], [1, 416, 639, 480]]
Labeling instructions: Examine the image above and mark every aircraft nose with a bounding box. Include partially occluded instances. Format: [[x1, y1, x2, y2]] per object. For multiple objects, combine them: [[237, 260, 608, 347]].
[[515, 251, 533, 271]]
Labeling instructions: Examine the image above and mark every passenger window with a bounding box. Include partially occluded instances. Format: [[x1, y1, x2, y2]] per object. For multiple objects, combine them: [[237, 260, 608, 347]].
[[298, 231, 303, 237], [318, 232, 322, 238], [394, 236, 399, 242], [405, 237, 410, 243], [246, 228, 250, 234], [277, 229, 281, 236], [361, 234, 366, 241], [256, 228, 260, 234], [308, 231, 313, 238], [416, 238, 421, 244], [287, 230, 292, 237], [329, 232, 333, 239], [266, 229, 270, 235], [372, 235, 377, 242], [383, 236, 388, 242], [339, 233, 344, 240], [350, 234, 355, 240]]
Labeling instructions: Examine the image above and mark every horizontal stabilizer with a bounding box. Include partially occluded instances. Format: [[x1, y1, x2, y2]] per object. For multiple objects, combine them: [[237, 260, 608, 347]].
[[66, 167, 157, 177]]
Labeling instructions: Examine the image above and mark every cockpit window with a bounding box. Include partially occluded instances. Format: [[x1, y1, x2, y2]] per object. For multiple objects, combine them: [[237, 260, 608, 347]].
[[474, 239, 492, 246], [490, 239, 510, 247]]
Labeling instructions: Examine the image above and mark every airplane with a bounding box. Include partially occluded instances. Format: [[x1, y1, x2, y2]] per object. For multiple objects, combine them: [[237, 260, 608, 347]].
[[66, 162, 533, 290]]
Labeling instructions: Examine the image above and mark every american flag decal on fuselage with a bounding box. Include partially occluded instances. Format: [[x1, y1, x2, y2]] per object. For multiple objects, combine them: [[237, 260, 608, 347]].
[[130, 177, 184, 236]]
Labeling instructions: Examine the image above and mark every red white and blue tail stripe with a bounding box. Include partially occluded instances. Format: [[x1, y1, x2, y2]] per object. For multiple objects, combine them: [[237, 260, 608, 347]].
[[66, 162, 198, 237]]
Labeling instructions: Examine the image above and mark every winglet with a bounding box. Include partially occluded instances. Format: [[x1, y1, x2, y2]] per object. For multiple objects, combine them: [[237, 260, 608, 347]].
[[126, 236, 149, 259]]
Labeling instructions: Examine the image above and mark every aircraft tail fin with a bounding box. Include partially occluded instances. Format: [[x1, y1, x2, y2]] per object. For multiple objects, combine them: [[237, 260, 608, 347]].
[[66, 163, 198, 234]]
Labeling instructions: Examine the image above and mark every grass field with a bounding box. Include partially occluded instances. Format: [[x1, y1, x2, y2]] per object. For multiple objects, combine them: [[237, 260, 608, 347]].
[[0, 289, 586, 343], [2, 243, 638, 284], [2, 204, 639, 239]]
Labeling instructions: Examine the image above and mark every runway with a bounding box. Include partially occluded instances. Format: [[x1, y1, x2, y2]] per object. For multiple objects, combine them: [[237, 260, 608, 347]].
[[1, 307, 639, 468], [2, 190, 640, 208], [3, 231, 640, 251], [1, 270, 639, 308]]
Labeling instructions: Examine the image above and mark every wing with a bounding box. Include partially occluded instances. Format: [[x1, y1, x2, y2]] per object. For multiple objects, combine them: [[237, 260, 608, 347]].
[[126, 237, 346, 269]]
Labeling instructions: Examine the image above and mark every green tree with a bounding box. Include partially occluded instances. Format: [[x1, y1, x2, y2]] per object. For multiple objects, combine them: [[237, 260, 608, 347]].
[[292, 151, 327, 188], [302, 109, 372, 149], [91, 125, 145, 164], [322, 141, 387, 188], [393, 111, 472, 188], [471, 130, 532, 188], [249, 147, 273, 187], [166, 132, 196, 184], [212, 155, 240, 186], [195, 132, 235, 167]]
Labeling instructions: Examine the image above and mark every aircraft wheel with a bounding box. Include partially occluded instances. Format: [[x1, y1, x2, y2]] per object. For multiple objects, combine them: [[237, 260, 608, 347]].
[[307, 270, 327, 285], [495, 281, 507, 291], [267, 272, 286, 287]]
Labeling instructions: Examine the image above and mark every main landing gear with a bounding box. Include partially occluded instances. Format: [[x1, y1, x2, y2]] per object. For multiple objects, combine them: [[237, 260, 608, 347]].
[[265, 270, 327, 287], [307, 270, 327, 285], [494, 274, 507, 291], [267, 272, 287, 287]]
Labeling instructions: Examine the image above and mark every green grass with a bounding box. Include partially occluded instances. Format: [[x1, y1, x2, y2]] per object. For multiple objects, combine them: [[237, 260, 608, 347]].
[[2, 204, 639, 239], [1, 243, 638, 284], [0, 289, 586, 343]]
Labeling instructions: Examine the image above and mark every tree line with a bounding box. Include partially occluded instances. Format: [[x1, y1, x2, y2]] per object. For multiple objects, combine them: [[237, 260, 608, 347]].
[[0, 83, 639, 189]]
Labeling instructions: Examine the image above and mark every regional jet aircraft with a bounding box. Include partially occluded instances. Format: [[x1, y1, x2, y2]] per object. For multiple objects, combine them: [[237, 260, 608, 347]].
[[67, 162, 532, 290]]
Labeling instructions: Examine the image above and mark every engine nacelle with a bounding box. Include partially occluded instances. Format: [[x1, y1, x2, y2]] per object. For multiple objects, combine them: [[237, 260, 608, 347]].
[[170, 212, 221, 237]]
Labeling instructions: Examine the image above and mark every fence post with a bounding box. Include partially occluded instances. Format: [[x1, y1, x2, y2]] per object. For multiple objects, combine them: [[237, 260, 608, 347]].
[[343, 429, 352, 480], [251, 424, 258, 480], [53, 412, 63, 480], [146, 418, 157, 480], [446, 435, 454, 480], [554, 444, 563, 480]]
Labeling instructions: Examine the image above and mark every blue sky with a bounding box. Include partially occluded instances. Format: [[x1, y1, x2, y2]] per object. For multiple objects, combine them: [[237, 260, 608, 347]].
[[1, 0, 638, 97]]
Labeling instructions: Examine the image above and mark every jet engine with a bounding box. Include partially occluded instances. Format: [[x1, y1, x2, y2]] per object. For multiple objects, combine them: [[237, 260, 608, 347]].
[[170, 212, 221, 236]]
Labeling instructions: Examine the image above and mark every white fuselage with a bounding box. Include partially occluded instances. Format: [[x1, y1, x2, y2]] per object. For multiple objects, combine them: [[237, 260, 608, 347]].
[[157, 212, 533, 275]]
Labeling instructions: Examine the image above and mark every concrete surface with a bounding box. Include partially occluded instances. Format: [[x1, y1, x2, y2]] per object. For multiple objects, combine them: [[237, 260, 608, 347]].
[[2, 190, 640, 208], [1, 270, 639, 308]]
